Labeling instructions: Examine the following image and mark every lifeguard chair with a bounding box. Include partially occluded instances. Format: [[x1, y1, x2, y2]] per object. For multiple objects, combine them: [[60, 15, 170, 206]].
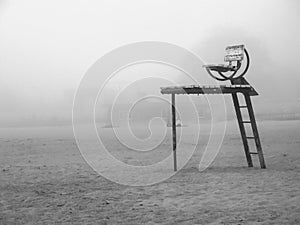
[[161, 44, 266, 171]]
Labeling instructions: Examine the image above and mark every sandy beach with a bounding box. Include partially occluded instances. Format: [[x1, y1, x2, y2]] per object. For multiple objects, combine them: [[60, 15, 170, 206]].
[[0, 120, 299, 224]]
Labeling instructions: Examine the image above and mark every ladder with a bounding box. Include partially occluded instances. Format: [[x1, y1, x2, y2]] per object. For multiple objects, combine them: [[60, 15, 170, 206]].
[[231, 92, 266, 168]]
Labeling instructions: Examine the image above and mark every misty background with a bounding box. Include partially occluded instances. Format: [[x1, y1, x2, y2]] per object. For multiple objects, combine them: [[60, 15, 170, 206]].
[[0, 0, 299, 127]]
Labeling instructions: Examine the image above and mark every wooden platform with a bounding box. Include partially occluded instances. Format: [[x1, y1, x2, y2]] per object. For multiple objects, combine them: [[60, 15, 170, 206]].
[[161, 85, 258, 95], [160, 81, 265, 171]]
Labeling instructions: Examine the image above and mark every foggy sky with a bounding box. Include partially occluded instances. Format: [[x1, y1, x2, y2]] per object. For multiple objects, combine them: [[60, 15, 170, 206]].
[[0, 0, 299, 126]]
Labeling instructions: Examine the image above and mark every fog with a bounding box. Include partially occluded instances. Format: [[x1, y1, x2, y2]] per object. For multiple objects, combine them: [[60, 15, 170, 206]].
[[0, 0, 299, 127]]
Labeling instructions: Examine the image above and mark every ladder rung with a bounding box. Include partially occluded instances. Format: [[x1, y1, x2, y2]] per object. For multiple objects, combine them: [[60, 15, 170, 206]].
[[242, 121, 251, 123], [239, 105, 247, 108], [246, 136, 255, 139], [249, 152, 258, 155]]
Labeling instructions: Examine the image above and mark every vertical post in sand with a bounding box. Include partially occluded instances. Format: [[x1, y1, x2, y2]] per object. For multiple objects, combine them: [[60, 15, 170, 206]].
[[171, 93, 177, 171]]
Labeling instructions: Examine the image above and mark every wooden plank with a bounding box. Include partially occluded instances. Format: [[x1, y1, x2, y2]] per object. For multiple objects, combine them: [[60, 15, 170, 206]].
[[224, 44, 244, 62], [160, 85, 254, 95]]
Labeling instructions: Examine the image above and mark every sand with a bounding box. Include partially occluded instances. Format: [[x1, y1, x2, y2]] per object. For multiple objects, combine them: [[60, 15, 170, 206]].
[[0, 120, 299, 224]]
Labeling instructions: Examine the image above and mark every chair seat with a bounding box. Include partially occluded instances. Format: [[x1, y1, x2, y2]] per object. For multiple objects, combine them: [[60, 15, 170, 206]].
[[203, 64, 236, 72]]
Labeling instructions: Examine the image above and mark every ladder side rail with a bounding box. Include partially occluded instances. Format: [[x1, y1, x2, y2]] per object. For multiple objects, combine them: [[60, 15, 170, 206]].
[[232, 93, 253, 167], [244, 94, 266, 168]]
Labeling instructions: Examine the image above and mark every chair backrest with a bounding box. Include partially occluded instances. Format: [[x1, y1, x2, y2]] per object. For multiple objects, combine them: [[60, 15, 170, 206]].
[[224, 44, 245, 62]]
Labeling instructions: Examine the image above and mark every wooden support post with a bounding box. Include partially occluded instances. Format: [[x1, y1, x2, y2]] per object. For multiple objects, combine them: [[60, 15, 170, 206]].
[[232, 93, 253, 167], [171, 93, 177, 171], [244, 94, 266, 168]]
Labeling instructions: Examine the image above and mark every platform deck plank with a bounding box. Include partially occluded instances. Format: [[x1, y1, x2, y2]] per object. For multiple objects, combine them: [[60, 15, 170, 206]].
[[161, 85, 257, 95]]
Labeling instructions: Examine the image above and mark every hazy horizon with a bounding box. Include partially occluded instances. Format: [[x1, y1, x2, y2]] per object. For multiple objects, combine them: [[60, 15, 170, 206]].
[[1, 0, 299, 127]]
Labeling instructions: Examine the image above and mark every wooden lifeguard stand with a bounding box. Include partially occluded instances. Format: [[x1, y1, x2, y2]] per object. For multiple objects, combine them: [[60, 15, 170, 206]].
[[161, 44, 266, 171]]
